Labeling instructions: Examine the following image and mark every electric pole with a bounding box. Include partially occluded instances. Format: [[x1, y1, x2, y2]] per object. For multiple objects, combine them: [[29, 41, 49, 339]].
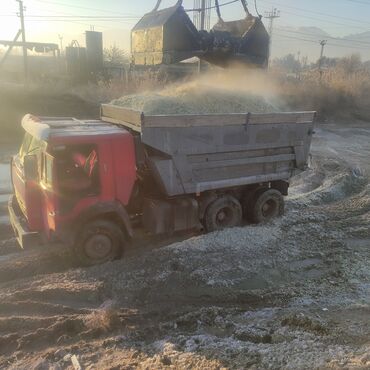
[[264, 7, 280, 68], [16, 0, 28, 81], [200, 0, 206, 30], [194, 0, 211, 73], [199, 0, 206, 73], [193, 0, 211, 31], [58, 34, 63, 55], [318, 39, 327, 81]]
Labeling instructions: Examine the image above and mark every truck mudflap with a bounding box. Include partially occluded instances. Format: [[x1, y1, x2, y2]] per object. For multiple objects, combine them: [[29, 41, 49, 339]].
[[8, 195, 41, 249]]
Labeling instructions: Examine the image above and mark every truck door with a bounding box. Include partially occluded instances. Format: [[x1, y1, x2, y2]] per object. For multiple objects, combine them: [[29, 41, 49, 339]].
[[40, 152, 57, 237]]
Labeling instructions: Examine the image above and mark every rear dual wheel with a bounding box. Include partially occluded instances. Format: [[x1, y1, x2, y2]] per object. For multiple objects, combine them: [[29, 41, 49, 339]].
[[246, 188, 284, 224], [203, 189, 284, 233], [204, 195, 242, 232]]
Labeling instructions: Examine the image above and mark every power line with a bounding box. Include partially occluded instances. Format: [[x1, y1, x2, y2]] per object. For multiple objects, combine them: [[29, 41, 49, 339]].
[[24, 15, 139, 19], [35, 0, 240, 15], [24, 18, 136, 23], [276, 34, 320, 44], [258, 0, 370, 31], [259, 0, 370, 27], [276, 28, 370, 47], [29, 0, 238, 20], [185, 0, 239, 12], [278, 10, 369, 31], [23, 0, 370, 34], [344, 0, 370, 4], [33, 0, 140, 17], [275, 33, 370, 51]]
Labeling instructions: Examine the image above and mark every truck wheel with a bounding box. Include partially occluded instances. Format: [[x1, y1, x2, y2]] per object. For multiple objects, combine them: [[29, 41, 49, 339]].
[[251, 189, 284, 224], [75, 220, 124, 266], [242, 187, 268, 221], [204, 195, 242, 232]]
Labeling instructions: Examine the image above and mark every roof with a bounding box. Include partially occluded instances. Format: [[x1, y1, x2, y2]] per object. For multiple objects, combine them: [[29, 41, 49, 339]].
[[0, 40, 59, 52], [21, 114, 127, 141]]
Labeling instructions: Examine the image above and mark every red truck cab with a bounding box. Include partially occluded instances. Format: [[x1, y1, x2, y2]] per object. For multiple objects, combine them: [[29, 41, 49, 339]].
[[9, 115, 137, 264]]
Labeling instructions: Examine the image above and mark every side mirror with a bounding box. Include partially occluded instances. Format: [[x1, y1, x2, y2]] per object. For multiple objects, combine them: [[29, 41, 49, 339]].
[[24, 155, 38, 182]]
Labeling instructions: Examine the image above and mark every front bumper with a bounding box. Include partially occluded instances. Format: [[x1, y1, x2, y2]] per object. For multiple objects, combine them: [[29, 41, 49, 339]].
[[8, 195, 41, 248]]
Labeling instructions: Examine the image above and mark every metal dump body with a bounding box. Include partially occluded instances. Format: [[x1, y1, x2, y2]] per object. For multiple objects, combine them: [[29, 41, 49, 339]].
[[101, 105, 315, 197]]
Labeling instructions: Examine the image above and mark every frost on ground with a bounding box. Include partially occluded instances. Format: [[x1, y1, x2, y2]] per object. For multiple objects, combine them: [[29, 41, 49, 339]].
[[0, 124, 369, 369]]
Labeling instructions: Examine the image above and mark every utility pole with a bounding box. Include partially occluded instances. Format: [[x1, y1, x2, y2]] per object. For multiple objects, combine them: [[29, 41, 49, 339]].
[[193, 0, 211, 31], [198, 0, 206, 73], [58, 34, 63, 55], [318, 39, 327, 81], [16, 0, 28, 81], [264, 7, 280, 68], [194, 0, 211, 73], [200, 0, 206, 30]]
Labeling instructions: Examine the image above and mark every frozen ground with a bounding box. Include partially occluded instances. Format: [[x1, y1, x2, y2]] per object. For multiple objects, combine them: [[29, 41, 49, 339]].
[[0, 123, 369, 369]]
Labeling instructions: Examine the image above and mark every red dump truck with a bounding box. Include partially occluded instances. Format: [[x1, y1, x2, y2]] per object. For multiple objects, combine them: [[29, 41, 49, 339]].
[[9, 105, 315, 265]]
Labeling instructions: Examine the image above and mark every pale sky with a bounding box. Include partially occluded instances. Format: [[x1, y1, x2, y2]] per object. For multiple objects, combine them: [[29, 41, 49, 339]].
[[1, 0, 370, 56]]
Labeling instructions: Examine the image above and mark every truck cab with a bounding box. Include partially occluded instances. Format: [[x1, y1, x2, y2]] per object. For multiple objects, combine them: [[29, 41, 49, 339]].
[[9, 115, 137, 265]]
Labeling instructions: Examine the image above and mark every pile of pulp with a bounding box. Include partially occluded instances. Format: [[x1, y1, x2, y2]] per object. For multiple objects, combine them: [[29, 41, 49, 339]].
[[110, 83, 278, 115]]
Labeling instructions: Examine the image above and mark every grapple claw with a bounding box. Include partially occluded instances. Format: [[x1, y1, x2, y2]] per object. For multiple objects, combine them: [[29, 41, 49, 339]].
[[131, 0, 269, 68]]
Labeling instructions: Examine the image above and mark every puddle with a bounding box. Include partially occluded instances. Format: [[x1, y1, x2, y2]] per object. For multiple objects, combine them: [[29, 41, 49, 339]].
[[345, 238, 370, 249]]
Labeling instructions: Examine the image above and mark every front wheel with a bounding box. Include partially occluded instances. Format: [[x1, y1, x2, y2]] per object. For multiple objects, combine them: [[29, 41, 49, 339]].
[[75, 220, 125, 266]]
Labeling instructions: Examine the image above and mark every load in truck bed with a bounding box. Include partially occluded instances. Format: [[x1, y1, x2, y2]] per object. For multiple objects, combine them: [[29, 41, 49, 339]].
[[101, 104, 316, 197]]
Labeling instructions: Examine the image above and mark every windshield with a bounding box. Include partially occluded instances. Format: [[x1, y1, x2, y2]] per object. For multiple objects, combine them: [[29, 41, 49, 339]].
[[19, 132, 46, 164]]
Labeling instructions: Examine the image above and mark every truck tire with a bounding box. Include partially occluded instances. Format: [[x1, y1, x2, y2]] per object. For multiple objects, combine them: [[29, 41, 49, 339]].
[[75, 220, 125, 266], [242, 187, 268, 221], [251, 189, 284, 224], [204, 195, 242, 232]]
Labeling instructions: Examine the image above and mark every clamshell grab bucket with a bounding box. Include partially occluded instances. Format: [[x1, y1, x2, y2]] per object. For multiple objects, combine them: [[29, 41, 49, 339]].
[[202, 15, 270, 67], [131, 0, 270, 68], [131, 0, 202, 65]]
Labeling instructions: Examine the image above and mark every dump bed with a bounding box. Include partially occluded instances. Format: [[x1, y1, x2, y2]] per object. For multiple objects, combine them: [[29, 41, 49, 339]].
[[101, 104, 315, 197]]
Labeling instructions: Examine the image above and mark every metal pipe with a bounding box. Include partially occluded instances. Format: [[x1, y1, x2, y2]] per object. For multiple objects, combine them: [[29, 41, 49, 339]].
[[240, 0, 250, 15], [153, 0, 182, 12], [152, 0, 162, 12], [215, 0, 222, 20]]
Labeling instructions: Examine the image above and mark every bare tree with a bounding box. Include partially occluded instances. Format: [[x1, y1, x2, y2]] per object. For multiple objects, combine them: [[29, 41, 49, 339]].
[[103, 46, 129, 65], [338, 54, 362, 74]]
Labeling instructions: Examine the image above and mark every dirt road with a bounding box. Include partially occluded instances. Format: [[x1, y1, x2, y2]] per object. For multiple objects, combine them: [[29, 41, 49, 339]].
[[0, 123, 369, 369]]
